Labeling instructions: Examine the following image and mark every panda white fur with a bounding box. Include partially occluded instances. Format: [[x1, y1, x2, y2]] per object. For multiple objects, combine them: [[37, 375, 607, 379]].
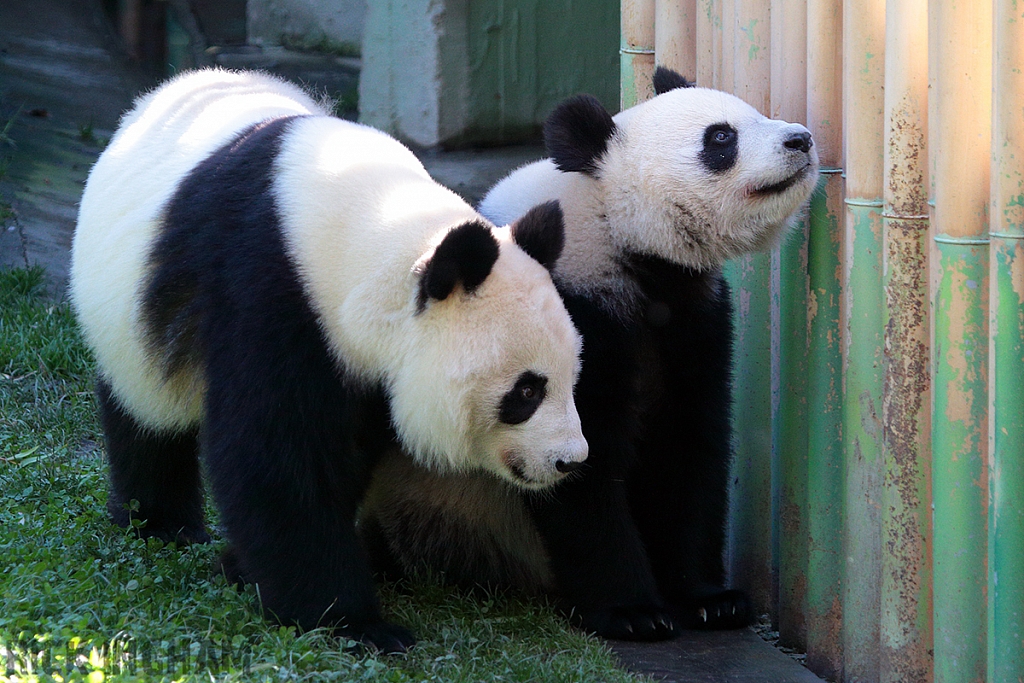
[[359, 68, 819, 641], [70, 69, 587, 652]]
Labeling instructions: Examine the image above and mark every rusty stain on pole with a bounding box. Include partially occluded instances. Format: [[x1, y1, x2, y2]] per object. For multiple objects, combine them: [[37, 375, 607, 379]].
[[881, 0, 933, 679]]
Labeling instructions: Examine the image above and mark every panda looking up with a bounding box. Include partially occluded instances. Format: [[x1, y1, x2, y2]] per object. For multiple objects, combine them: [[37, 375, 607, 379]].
[[70, 69, 586, 653], [360, 67, 819, 641]]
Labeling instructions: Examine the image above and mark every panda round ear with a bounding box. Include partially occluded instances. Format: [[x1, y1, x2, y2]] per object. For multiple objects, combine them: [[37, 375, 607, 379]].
[[510, 200, 564, 271], [653, 66, 695, 95], [417, 221, 500, 310], [543, 94, 616, 177]]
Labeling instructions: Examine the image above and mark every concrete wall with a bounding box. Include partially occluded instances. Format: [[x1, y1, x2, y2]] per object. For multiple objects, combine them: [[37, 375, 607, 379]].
[[360, 0, 619, 148], [248, 0, 365, 52]]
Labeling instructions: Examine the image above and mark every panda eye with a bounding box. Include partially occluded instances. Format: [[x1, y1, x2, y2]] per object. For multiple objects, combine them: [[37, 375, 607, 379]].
[[499, 372, 548, 425], [700, 123, 739, 173]]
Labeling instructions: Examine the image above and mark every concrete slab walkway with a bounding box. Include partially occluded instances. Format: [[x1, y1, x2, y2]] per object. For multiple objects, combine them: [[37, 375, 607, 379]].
[[0, 0, 153, 297], [0, 3, 825, 682]]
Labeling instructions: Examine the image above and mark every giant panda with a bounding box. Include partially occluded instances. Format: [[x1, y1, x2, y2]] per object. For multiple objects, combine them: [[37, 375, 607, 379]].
[[69, 69, 588, 653], [359, 67, 820, 641]]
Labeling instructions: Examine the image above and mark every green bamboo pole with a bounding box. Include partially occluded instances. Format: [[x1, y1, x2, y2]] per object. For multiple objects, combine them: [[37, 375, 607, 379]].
[[803, 170, 844, 681], [771, 0, 808, 648], [930, 1, 992, 680], [724, 0, 774, 621], [989, 2, 1024, 679], [724, 253, 777, 623], [621, 0, 655, 108], [803, 0, 844, 677], [880, 0, 932, 680], [840, 0, 886, 680]]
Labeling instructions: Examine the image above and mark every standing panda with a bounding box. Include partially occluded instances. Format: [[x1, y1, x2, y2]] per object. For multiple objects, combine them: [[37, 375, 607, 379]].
[[70, 69, 588, 653], [359, 67, 819, 641]]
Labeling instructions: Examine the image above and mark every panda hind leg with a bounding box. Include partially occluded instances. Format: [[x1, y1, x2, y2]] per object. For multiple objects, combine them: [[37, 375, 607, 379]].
[[97, 379, 210, 545]]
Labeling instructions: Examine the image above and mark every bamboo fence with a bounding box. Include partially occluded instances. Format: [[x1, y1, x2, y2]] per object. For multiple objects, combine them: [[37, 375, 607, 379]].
[[621, 1, 1023, 681]]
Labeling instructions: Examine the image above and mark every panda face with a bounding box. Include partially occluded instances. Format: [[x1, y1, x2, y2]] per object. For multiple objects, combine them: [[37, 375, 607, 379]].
[[598, 86, 819, 270], [388, 209, 587, 491], [538, 71, 819, 274]]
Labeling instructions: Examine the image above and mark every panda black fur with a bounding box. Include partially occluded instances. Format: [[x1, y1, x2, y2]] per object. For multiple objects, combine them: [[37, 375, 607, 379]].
[[70, 69, 588, 652], [359, 68, 820, 641]]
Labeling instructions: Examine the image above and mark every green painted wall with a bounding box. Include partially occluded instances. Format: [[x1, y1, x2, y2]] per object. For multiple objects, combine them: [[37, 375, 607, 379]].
[[461, 0, 620, 145]]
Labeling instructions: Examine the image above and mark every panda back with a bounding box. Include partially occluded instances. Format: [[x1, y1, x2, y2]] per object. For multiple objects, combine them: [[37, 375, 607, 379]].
[[71, 70, 325, 430], [271, 115, 483, 385], [479, 159, 635, 314]]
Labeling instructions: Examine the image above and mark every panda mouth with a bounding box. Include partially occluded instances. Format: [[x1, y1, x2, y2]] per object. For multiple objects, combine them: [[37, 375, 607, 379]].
[[502, 451, 533, 485], [751, 164, 810, 197]]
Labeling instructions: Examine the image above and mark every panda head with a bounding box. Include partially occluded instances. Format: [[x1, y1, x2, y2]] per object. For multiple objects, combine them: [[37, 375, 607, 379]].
[[544, 67, 819, 271], [391, 201, 587, 491]]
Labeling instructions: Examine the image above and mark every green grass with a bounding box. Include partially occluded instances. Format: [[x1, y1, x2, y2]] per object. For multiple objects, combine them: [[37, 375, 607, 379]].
[[0, 267, 645, 682]]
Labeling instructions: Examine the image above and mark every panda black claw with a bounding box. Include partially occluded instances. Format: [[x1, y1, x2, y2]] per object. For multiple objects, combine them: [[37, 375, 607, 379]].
[[348, 623, 416, 655]]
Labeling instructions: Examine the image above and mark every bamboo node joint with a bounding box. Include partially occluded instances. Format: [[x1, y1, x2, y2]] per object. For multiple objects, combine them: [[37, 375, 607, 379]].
[[933, 235, 990, 246]]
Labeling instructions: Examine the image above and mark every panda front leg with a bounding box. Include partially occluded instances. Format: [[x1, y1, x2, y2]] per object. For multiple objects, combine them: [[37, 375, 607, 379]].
[[97, 378, 209, 545], [200, 333, 413, 653], [525, 472, 678, 641], [628, 276, 750, 630]]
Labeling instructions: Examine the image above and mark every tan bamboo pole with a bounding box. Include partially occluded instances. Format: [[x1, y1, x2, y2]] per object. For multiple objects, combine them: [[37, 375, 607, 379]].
[[655, 0, 696, 80], [770, 0, 809, 650], [694, 0, 715, 85], [724, 0, 774, 623], [840, 0, 886, 680], [731, 0, 769, 113], [929, 1, 992, 680], [622, 0, 656, 107], [880, 0, 932, 680], [988, 1, 1024, 679], [803, 0, 844, 678], [717, 0, 734, 92]]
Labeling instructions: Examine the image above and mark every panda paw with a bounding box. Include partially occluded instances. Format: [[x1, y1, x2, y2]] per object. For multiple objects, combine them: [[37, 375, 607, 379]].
[[574, 604, 679, 641], [342, 621, 416, 654], [684, 588, 750, 630], [110, 511, 211, 546]]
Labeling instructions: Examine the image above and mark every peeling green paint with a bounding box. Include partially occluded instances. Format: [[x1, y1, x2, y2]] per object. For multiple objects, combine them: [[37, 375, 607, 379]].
[[725, 252, 776, 619], [805, 173, 845, 676], [933, 241, 989, 683], [842, 200, 885, 683], [989, 235, 1024, 682]]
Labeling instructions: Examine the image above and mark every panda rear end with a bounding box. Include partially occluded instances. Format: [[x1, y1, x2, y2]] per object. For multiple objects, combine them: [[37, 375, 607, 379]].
[[71, 69, 586, 652]]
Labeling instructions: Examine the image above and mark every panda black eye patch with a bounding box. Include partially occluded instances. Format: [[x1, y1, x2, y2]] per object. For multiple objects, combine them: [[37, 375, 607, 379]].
[[699, 123, 739, 173], [498, 372, 548, 425]]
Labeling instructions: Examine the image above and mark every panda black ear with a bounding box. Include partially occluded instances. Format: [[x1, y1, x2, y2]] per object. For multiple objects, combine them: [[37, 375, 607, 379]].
[[543, 94, 616, 177], [510, 200, 564, 271], [653, 66, 695, 94], [417, 220, 500, 310]]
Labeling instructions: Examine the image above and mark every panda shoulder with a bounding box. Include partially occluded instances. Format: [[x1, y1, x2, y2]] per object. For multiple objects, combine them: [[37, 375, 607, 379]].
[[478, 159, 567, 226]]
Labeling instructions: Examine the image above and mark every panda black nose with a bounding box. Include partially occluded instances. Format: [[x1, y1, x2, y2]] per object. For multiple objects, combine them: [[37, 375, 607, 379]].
[[555, 459, 584, 474], [784, 131, 813, 153]]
